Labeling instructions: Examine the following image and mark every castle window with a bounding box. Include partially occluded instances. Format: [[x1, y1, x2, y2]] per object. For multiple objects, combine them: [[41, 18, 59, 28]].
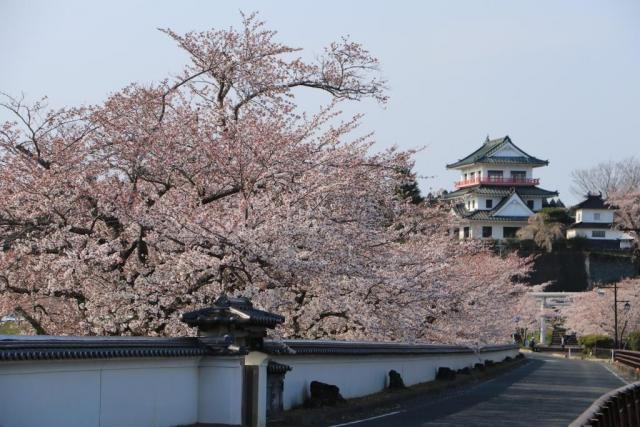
[[503, 227, 520, 238], [486, 199, 493, 209], [482, 226, 492, 238], [488, 170, 503, 181], [527, 200, 534, 210], [592, 230, 605, 238], [463, 227, 470, 238], [511, 171, 526, 181]]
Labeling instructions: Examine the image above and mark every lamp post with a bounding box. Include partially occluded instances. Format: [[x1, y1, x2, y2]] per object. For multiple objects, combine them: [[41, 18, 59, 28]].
[[598, 283, 631, 349]]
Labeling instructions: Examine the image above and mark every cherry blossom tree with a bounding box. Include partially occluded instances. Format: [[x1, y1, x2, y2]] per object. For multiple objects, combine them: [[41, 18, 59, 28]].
[[561, 278, 640, 341], [517, 212, 565, 253], [610, 191, 640, 251], [0, 13, 530, 344]]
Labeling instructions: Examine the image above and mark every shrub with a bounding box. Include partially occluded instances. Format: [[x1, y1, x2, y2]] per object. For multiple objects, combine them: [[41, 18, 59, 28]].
[[566, 236, 590, 250], [436, 367, 456, 381], [578, 334, 614, 350], [541, 207, 572, 225], [627, 331, 640, 351]]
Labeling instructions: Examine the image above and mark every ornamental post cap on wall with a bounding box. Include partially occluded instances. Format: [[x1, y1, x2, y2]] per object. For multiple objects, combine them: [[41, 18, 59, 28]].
[[181, 294, 285, 329], [181, 294, 285, 350]]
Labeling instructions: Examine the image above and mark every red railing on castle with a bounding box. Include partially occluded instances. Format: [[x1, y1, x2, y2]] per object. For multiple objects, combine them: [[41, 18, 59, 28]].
[[454, 177, 540, 189]]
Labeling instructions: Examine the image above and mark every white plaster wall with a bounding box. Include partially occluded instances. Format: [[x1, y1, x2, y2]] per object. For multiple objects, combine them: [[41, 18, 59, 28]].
[[570, 228, 629, 240], [496, 198, 531, 217], [578, 209, 614, 223], [198, 357, 245, 425], [473, 195, 541, 213], [490, 144, 522, 158], [521, 198, 542, 211], [273, 348, 518, 410], [0, 362, 102, 427], [459, 166, 534, 182], [0, 356, 244, 427], [100, 358, 199, 427], [461, 222, 526, 240], [479, 165, 533, 179], [463, 195, 480, 211], [460, 166, 482, 180], [476, 195, 492, 210]]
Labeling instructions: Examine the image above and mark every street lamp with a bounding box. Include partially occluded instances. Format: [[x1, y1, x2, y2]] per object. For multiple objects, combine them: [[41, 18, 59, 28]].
[[597, 283, 631, 349]]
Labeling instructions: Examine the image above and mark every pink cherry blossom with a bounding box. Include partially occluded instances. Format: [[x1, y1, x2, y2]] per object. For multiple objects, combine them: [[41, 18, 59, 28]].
[[0, 14, 530, 344]]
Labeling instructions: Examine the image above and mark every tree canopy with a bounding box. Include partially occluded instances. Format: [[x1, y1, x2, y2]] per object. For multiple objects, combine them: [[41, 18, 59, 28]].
[[0, 14, 530, 344]]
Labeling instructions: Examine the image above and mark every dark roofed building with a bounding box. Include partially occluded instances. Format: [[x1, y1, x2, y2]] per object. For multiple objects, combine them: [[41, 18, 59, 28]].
[[566, 193, 633, 250], [445, 135, 557, 240]]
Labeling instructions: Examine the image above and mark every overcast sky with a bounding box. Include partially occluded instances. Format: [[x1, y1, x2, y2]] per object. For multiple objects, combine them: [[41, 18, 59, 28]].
[[2, 0, 639, 204]]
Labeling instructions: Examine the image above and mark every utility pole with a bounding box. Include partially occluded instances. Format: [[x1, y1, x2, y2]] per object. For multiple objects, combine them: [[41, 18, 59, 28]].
[[599, 282, 629, 349], [614, 282, 619, 349]]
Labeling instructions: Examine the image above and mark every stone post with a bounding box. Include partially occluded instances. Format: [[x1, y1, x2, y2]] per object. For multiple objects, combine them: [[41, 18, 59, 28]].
[[539, 297, 546, 346]]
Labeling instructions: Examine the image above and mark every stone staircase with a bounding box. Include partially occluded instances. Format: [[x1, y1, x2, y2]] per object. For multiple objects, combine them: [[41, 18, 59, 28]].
[[551, 327, 577, 346]]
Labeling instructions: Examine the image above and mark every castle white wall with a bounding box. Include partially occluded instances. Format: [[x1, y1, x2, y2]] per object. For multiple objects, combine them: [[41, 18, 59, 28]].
[[522, 197, 543, 211], [0, 356, 244, 427], [494, 198, 532, 217], [576, 208, 614, 224], [459, 166, 534, 181], [490, 144, 524, 158], [473, 222, 527, 239], [567, 228, 631, 241], [271, 347, 518, 410], [464, 195, 542, 213]]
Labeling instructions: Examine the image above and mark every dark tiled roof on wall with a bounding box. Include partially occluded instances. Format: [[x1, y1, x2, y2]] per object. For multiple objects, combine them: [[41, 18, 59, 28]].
[[572, 194, 615, 210], [263, 340, 517, 356], [182, 295, 285, 329], [0, 335, 239, 362]]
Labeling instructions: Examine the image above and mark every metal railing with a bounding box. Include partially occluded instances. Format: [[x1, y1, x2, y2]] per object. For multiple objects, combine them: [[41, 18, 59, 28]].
[[615, 350, 640, 370], [570, 382, 640, 427]]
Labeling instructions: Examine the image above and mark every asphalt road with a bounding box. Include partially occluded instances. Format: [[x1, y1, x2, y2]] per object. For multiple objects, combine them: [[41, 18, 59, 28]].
[[346, 354, 625, 427]]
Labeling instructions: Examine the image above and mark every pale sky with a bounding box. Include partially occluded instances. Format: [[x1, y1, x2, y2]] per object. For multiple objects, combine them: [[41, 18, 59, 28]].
[[2, 0, 639, 204]]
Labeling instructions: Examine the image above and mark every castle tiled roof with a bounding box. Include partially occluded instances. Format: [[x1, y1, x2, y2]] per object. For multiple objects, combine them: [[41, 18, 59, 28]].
[[446, 135, 549, 169], [452, 203, 530, 222], [443, 185, 558, 200], [451, 189, 533, 223], [572, 194, 615, 210]]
